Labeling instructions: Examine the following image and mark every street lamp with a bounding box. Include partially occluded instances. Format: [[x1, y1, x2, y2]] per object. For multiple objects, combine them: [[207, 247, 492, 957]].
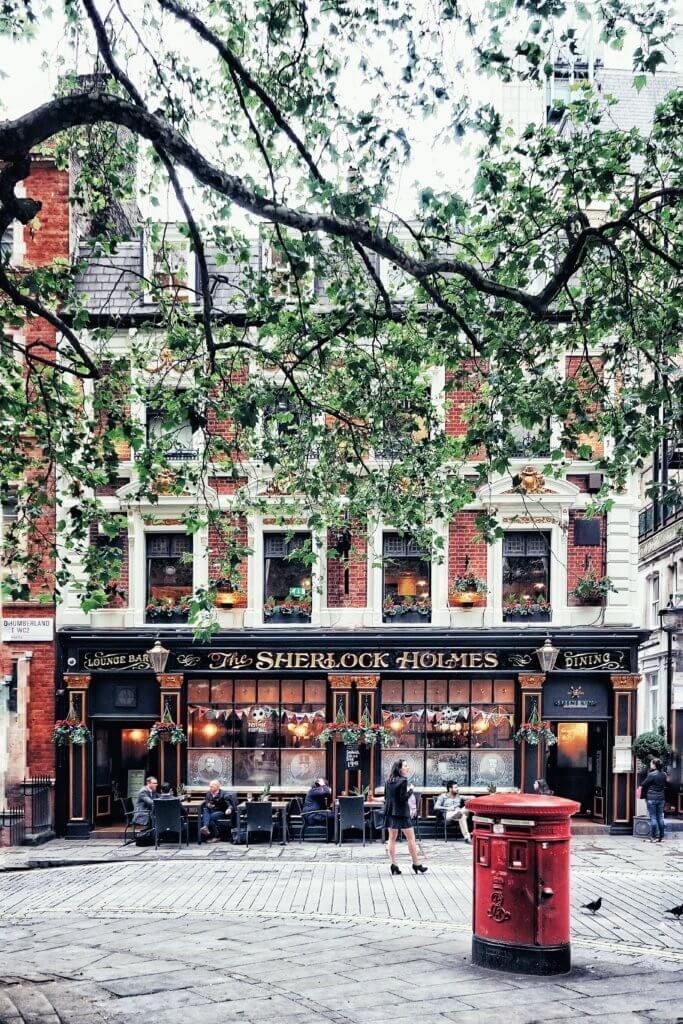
[[146, 640, 170, 674], [535, 636, 560, 673], [658, 596, 683, 741]]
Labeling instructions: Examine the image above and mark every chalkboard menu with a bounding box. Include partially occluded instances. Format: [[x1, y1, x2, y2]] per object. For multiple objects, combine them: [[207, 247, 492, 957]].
[[345, 746, 360, 770]]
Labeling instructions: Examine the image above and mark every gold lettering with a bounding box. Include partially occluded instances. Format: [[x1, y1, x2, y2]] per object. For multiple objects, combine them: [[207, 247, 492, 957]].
[[420, 652, 437, 669], [469, 652, 483, 668], [484, 652, 499, 668], [357, 652, 374, 669], [340, 652, 359, 669], [395, 651, 420, 670], [255, 650, 274, 670], [374, 652, 390, 669]]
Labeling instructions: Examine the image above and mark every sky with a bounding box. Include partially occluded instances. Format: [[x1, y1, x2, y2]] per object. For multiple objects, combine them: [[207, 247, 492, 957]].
[[0, 1, 680, 224]]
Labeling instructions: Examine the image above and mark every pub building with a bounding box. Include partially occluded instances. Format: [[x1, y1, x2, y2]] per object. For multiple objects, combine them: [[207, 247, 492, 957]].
[[56, 625, 647, 837]]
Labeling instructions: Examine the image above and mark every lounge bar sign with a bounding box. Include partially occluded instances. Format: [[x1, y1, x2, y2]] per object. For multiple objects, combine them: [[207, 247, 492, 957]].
[[79, 645, 631, 674]]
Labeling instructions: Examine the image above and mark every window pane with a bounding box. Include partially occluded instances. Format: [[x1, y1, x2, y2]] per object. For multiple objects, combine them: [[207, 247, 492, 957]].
[[502, 531, 550, 614], [382, 533, 431, 622], [146, 532, 193, 621], [188, 680, 210, 703], [426, 750, 469, 786], [188, 748, 232, 786], [381, 748, 424, 786], [211, 680, 233, 703], [263, 531, 312, 619], [234, 749, 279, 787], [471, 749, 515, 787]]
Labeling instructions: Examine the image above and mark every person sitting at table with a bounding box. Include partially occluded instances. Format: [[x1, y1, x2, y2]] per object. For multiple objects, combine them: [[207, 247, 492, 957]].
[[132, 776, 158, 831], [200, 779, 239, 843], [157, 781, 188, 838], [433, 782, 471, 843], [302, 778, 334, 841]]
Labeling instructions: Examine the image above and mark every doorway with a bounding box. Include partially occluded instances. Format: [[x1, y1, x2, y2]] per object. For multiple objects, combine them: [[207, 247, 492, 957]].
[[93, 722, 155, 823], [546, 721, 607, 817]]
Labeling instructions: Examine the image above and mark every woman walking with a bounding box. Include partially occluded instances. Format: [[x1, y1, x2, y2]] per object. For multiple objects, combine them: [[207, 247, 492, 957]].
[[384, 758, 427, 875]]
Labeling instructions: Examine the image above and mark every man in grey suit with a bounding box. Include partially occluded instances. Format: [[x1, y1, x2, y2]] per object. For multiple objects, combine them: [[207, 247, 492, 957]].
[[132, 776, 158, 828]]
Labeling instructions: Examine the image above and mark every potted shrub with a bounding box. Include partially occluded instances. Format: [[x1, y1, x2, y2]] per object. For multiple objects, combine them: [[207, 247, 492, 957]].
[[450, 574, 487, 608], [572, 571, 616, 605], [633, 731, 674, 771]]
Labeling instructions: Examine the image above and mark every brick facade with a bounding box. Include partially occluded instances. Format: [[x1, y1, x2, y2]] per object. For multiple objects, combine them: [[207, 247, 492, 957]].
[[326, 523, 367, 607], [567, 511, 607, 604], [448, 512, 487, 592]]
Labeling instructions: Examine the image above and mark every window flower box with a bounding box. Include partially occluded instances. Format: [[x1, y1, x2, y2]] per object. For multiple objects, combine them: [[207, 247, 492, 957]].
[[450, 574, 487, 608]]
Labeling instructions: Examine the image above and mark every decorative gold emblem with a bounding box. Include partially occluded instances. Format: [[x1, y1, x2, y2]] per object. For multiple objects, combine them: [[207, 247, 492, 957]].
[[568, 685, 584, 699]]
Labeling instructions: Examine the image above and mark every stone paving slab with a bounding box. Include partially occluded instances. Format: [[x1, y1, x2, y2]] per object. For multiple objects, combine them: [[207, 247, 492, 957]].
[[0, 834, 682, 1023]]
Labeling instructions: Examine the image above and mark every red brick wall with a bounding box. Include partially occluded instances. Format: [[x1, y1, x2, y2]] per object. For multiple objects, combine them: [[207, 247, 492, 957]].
[[5, 157, 69, 779], [326, 523, 367, 607], [565, 355, 604, 458], [208, 514, 248, 601], [444, 362, 486, 459], [1, 607, 57, 778], [448, 512, 487, 592], [567, 511, 607, 604]]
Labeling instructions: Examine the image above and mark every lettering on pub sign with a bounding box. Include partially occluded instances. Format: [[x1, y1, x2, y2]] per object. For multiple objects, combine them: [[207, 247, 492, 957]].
[[79, 646, 630, 674]]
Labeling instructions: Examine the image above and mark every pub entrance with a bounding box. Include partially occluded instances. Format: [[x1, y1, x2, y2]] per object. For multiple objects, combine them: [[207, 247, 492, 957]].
[[93, 721, 156, 825], [546, 720, 608, 819]]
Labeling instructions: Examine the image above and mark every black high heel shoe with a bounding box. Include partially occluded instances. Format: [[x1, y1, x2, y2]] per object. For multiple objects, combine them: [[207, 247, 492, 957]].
[[390, 864, 401, 875], [412, 864, 428, 874]]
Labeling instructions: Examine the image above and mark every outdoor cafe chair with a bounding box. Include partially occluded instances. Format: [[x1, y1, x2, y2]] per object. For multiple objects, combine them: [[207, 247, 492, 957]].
[[337, 795, 369, 846], [118, 797, 139, 847], [152, 798, 188, 851], [245, 800, 274, 848]]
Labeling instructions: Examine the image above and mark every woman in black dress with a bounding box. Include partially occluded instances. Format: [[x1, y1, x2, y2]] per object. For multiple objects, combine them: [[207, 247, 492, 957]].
[[384, 758, 427, 875]]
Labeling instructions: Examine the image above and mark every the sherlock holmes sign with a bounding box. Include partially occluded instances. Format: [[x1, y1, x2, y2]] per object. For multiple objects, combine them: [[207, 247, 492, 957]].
[[79, 646, 629, 674]]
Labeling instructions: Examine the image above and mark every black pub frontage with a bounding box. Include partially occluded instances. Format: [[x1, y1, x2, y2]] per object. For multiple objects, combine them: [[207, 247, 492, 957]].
[[56, 627, 648, 836]]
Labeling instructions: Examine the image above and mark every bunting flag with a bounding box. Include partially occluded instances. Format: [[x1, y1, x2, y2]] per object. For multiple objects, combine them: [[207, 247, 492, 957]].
[[380, 706, 512, 729], [188, 705, 326, 723]]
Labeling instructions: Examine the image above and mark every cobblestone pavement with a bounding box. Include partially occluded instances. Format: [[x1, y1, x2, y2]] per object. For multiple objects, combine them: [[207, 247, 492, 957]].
[[0, 835, 681, 1024]]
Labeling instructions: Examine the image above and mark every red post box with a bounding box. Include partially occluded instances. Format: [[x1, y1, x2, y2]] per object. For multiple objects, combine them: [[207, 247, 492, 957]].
[[468, 792, 580, 975]]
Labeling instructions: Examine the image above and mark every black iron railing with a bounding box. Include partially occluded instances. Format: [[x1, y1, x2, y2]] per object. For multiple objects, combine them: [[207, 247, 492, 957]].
[[0, 805, 25, 846], [23, 776, 53, 832], [639, 494, 683, 540]]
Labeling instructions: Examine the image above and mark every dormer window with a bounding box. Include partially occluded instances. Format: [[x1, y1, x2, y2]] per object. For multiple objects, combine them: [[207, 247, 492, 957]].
[[143, 224, 196, 303], [262, 231, 312, 299], [146, 402, 196, 461]]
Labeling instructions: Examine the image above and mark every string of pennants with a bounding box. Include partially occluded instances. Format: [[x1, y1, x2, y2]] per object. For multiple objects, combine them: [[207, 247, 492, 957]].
[[382, 706, 514, 727], [188, 705, 326, 723]]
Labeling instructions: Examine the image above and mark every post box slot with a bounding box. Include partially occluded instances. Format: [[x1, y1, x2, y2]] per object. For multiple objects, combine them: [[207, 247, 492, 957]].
[[500, 818, 535, 828], [508, 840, 528, 870], [476, 837, 490, 866], [473, 815, 494, 824]]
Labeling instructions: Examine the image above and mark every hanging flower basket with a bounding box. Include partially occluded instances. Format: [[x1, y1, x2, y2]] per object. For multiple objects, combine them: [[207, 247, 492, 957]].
[[146, 721, 187, 750], [514, 721, 557, 746], [52, 720, 93, 747], [318, 722, 395, 747]]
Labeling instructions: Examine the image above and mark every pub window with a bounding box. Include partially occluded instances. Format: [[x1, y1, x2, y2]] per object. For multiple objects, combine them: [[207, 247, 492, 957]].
[[146, 401, 196, 461], [650, 573, 660, 628], [263, 532, 312, 622], [375, 390, 430, 460], [1, 225, 13, 263], [143, 223, 196, 302], [380, 677, 515, 789], [382, 533, 431, 623], [646, 670, 660, 731], [187, 677, 326, 788], [502, 531, 551, 621], [145, 533, 193, 622], [263, 388, 301, 439], [509, 418, 551, 458]]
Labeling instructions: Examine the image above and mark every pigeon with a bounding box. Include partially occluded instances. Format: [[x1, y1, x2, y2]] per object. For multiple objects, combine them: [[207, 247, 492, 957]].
[[582, 897, 602, 914], [666, 904, 683, 918]]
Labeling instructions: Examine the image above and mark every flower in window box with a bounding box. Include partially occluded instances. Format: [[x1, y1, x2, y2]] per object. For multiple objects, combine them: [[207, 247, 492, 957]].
[[400, 595, 415, 613], [450, 574, 487, 607], [299, 597, 312, 616], [530, 596, 551, 616], [383, 597, 398, 618], [572, 571, 616, 605], [279, 599, 294, 615], [417, 597, 432, 616], [263, 596, 277, 617]]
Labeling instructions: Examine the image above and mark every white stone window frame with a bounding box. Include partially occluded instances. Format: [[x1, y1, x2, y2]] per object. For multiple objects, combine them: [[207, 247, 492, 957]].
[[247, 513, 322, 628], [370, 365, 445, 465], [367, 517, 449, 628], [650, 572, 660, 629]]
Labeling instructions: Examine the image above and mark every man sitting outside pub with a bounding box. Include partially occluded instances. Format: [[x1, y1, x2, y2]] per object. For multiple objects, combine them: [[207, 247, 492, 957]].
[[200, 779, 239, 843], [433, 782, 471, 842], [132, 775, 158, 831]]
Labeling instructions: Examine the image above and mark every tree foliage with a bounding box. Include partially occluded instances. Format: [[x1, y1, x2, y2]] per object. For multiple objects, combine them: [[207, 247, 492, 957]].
[[0, 0, 681, 628]]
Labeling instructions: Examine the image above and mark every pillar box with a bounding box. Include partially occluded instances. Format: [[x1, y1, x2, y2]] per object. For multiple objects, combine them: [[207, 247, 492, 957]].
[[468, 792, 580, 975]]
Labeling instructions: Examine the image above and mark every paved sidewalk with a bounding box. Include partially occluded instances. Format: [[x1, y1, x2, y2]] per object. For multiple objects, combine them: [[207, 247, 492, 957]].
[[0, 834, 681, 1023]]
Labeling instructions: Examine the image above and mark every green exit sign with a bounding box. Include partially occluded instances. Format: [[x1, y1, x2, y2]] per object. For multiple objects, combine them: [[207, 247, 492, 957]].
[[289, 587, 305, 598]]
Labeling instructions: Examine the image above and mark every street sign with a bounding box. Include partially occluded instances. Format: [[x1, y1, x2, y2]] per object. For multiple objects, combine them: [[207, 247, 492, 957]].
[[2, 617, 54, 642]]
